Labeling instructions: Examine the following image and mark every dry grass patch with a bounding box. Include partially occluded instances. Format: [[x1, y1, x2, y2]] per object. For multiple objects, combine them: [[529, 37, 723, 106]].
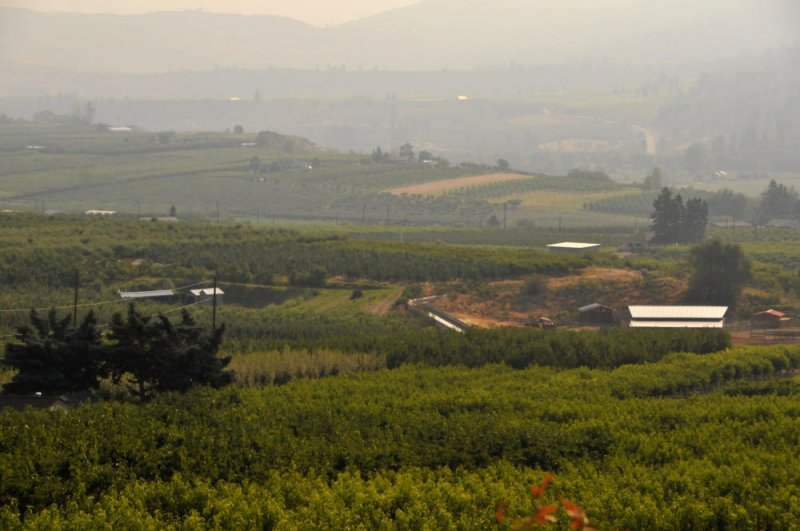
[[548, 267, 642, 289]]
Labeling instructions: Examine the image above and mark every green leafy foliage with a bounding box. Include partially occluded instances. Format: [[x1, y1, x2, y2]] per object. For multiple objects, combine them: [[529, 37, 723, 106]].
[[685, 239, 752, 307], [2, 347, 800, 527]]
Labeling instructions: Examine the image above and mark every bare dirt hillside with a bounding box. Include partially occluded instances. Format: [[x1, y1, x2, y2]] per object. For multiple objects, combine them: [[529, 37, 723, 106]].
[[432, 267, 686, 327]]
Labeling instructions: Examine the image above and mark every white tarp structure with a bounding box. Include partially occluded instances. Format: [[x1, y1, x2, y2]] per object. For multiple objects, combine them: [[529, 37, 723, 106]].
[[546, 242, 601, 254], [628, 305, 728, 328], [118, 290, 174, 299]]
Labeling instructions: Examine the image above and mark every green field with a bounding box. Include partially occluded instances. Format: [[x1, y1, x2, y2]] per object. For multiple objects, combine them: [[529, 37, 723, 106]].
[[3, 121, 800, 529], [3, 348, 800, 528]]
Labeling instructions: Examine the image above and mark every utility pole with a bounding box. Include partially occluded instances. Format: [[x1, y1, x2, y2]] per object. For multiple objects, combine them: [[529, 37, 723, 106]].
[[362, 202, 366, 223], [72, 269, 79, 327], [558, 216, 562, 232], [386, 204, 391, 223], [211, 276, 217, 333], [503, 203, 507, 230], [216, 201, 220, 223]]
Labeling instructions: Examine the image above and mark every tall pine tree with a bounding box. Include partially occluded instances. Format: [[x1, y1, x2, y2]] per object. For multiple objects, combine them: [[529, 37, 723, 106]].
[[109, 304, 231, 400], [651, 187, 708, 244]]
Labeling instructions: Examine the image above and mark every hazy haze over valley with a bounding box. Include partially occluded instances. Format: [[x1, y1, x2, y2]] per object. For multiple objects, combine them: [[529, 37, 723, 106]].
[[0, 0, 798, 178]]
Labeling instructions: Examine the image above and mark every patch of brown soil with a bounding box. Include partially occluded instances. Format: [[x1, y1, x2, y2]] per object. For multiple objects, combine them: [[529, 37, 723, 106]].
[[387, 173, 530, 195]]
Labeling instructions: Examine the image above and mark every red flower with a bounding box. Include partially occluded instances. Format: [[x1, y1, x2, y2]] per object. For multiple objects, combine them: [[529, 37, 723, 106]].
[[496, 502, 506, 523], [530, 472, 555, 498], [534, 504, 558, 525], [560, 498, 591, 530]]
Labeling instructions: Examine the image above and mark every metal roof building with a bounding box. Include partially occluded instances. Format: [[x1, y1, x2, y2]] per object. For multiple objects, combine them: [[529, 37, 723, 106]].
[[577, 303, 615, 324], [546, 242, 601, 254], [628, 305, 728, 328], [190, 288, 224, 297], [190, 288, 224, 305], [753, 309, 791, 328], [118, 290, 175, 299]]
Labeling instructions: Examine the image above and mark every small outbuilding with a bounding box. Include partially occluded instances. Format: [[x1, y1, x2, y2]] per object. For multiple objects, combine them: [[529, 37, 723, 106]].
[[753, 309, 791, 329], [577, 303, 615, 324], [627, 305, 728, 328], [546, 242, 601, 255], [190, 287, 224, 305], [530, 316, 555, 329]]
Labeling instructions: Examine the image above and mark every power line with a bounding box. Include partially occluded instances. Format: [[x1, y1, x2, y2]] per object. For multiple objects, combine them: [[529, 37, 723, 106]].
[[2, 299, 214, 337], [0, 298, 128, 314], [0, 279, 217, 314]]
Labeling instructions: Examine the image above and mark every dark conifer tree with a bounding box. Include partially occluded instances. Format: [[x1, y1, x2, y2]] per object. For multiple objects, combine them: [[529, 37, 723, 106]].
[[108, 304, 232, 400], [2, 310, 105, 395]]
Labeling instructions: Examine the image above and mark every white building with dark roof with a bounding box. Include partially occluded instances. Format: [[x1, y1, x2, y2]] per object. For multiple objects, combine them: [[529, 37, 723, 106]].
[[190, 287, 224, 304]]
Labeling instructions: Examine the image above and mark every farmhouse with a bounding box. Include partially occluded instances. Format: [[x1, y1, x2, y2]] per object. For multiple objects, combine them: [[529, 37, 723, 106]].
[[546, 242, 600, 255], [627, 305, 728, 329], [577, 303, 615, 324], [753, 309, 791, 328]]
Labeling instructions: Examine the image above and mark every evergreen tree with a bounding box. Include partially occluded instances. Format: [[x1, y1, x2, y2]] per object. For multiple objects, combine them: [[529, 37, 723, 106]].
[[757, 179, 798, 224], [2, 310, 105, 395], [642, 167, 663, 190], [651, 188, 682, 243], [684, 197, 708, 243], [108, 304, 162, 400], [651, 188, 707, 244], [109, 304, 231, 400]]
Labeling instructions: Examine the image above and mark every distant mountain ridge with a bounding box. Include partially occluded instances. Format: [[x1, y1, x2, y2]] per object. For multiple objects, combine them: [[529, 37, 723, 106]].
[[0, 1, 794, 74]]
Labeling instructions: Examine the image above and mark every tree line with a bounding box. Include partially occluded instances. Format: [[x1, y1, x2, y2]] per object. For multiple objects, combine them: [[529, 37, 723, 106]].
[[1, 305, 231, 400]]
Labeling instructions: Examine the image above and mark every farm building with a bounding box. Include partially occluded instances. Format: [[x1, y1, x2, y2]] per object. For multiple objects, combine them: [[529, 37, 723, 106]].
[[118, 289, 175, 300], [85, 209, 116, 216], [546, 242, 600, 255], [190, 287, 224, 305], [627, 305, 728, 328], [577, 303, 615, 324], [753, 309, 791, 328]]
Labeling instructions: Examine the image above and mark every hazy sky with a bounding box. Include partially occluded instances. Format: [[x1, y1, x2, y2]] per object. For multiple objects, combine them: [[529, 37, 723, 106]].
[[0, 0, 421, 26]]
